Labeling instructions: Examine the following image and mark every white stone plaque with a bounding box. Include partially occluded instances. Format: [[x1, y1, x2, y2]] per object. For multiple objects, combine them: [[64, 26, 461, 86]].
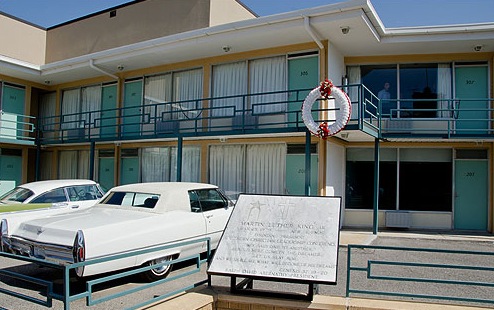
[[208, 194, 341, 284]]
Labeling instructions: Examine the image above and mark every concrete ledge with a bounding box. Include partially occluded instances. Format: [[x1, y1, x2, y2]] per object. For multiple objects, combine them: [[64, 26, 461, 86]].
[[142, 286, 493, 310], [141, 291, 215, 310]]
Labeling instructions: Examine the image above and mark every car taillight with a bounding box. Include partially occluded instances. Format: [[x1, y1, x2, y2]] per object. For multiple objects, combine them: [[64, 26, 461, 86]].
[[0, 219, 8, 252], [73, 230, 85, 277]]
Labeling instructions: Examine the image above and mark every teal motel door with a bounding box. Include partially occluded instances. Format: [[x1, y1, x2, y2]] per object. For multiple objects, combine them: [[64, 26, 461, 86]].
[[285, 153, 318, 196], [0, 154, 22, 188], [122, 80, 143, 137], [454, 66, 488, 134], [120, 149, 139, 185], [288, 54, 319, 127], [454, 159, 488, 231], [98, 156, 115, 192], [100, 84, 117, 139], [1, 84, 26, 139]]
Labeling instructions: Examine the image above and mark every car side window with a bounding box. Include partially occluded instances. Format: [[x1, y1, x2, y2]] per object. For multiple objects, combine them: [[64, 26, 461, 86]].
[[102, 191, 159, 208], [189, 191, 201, 213], [190, 189, 227, 212], [67, 185, 103, 202], [31, 188, 67, 204]]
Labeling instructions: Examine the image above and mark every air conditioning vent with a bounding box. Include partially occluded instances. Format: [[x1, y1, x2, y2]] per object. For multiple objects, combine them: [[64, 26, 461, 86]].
[[385, 211, 411, 228]]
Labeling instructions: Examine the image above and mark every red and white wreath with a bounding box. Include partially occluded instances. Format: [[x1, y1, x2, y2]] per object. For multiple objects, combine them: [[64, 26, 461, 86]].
[[302, 79, 351, 139]]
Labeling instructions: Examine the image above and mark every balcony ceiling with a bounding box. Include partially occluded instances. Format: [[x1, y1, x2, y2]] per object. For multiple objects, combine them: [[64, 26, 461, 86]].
[[2, 0, 494, 85]]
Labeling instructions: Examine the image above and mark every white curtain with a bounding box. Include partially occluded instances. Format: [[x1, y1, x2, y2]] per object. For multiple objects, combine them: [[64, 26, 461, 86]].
[[211, 61, 247, 116], [181, 146, 201, 182], [39, 151, 53, 180], [39, 92, 56, 130], [209, 144, 245, 198], [246, 144, 286, 194], [173, 69, 203, 119], [78, 150, 89, 179], [81, 85, 101, 127], [144, 74, 172, 121], [58, 151, 78, 178], [437, 64, 452, 118], [347, 66, 361, 120], [141, 147, 170, 182], [61, 89, 80, 129], [250, 56, 287, 114]]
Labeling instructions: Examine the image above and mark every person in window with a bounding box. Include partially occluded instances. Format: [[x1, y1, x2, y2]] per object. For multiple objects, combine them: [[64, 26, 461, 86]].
[[378, 82, 392, 116], [378, 82, 391, 101]]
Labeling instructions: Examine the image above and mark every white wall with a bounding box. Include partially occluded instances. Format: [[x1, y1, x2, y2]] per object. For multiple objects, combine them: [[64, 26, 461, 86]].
[[327, 41, 345, 86], [326, 141, 345, 225]]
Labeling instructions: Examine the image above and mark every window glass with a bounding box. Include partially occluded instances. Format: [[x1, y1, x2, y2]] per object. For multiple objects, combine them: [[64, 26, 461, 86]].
[[361, 65, 397, 116], [400, 64, 438, 118], [346, 161, 396, 210], [399, 162, 452, 211], [0, 187, 34, 203], [31, 188, 67, 203], [102, 191, 160, 208], [191, 189, 227, 212], [67, 185, 104, 201], [345, 148, 452, 211]]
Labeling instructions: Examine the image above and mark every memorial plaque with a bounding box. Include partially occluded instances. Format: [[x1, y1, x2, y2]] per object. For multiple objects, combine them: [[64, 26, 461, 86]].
[[208, 194, 341, 284]]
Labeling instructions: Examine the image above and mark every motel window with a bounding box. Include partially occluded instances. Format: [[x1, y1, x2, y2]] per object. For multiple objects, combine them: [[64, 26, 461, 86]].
[[354, 63, 452, 118], [140, 146, 200, 183], [346, 148, 452, 212], [211, 56, 287, 117]]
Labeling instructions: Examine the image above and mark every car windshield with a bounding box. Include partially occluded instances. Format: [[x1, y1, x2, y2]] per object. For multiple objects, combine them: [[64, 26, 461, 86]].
[[101, 191, 160, 209], [0, 187, 34, 204]]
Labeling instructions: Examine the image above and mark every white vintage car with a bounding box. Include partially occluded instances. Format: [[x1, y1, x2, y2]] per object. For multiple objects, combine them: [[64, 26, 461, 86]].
[[0, 182, 233, 281], [0, 179, 104, 213]]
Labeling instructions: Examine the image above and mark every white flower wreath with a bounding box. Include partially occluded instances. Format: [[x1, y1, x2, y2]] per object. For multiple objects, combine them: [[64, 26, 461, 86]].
[[301, 79, 352, 139]]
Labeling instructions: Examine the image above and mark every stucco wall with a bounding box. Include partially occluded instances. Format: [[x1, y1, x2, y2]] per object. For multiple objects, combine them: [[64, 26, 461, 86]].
[[0, 14, 46, 65], [209, 0, 256, 27], [45, 0, 211, 63]]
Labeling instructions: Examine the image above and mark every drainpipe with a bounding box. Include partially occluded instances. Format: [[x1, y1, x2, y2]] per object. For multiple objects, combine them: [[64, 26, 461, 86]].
[[89, 59, 119, 80], [304, 16, 324, 50]]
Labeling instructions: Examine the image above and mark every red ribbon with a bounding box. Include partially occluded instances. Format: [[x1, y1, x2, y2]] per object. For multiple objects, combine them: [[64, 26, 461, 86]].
[[318, 122, 330, 139], [319, 79, 333, 99]]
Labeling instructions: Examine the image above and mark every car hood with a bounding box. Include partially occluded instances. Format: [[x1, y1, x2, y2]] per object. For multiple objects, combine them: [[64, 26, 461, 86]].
[[14, 207, 156, 246]]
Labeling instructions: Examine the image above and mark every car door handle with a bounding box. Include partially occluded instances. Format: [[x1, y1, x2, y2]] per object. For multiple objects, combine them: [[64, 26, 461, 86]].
[[206, 215, 213, 219]]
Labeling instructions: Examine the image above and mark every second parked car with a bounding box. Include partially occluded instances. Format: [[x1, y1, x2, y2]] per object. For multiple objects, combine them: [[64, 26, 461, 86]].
[[0, 179, 105, 213]]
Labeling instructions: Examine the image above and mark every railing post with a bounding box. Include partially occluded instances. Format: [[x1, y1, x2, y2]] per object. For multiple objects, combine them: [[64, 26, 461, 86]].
[[63, 265, 70, 310]]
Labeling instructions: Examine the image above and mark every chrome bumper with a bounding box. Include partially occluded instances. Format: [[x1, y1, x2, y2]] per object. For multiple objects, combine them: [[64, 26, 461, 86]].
[[2, 236, 74, 264]]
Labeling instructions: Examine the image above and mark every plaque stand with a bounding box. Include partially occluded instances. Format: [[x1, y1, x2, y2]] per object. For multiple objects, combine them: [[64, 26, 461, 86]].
[[230, 276, 315, 301]]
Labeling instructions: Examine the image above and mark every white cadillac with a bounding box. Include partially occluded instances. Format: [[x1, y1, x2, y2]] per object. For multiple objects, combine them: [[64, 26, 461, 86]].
[[0, 182, 234, 281]]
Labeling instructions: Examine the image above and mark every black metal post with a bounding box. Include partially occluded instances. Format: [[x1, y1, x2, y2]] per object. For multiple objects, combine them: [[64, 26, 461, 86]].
[[176, 136, 183, 181], [372, 137, 380, 235]]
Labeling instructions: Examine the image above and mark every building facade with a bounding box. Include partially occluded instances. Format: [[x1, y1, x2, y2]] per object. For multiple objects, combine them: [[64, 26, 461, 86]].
[[1, 0, 493, 232]]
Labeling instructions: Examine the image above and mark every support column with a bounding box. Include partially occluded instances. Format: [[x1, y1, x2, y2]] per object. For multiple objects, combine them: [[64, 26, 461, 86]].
[[89, 141, 95, 180], [373, 138, 380, 235], [177, 136, 183, 181]]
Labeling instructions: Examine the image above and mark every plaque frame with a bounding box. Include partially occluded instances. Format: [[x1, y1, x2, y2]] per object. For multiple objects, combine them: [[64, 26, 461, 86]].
[[207, 193, 342, 301]]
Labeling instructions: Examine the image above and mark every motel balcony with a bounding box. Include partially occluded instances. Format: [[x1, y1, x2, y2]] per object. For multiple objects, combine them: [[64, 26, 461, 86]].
[[2, 84, 493, 146]]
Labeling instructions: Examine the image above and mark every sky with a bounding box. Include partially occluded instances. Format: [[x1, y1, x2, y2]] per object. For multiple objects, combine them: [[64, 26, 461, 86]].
[[0, 0, 493, 28]]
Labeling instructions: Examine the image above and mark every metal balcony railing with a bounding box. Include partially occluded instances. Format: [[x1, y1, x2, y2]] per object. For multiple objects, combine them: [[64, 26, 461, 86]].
[[0, 110, 36, 144], [380, 98, 494, 139], [30, 85, 494, 145], [36, 84, 380, 144]]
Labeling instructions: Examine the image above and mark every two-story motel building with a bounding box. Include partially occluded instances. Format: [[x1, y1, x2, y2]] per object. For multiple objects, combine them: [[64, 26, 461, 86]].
[[0, 0, 493, 232]]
